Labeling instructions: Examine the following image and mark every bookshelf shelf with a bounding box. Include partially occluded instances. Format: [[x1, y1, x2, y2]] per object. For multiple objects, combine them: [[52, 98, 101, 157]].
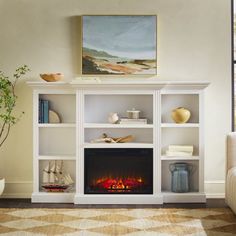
[[161, 123, 199, 128], [38, 155, 76, 160], [38, 123, 76, 128], [161, 156, 200, 161], [83, 142, 154, 148], [84, 123, 153, 128]]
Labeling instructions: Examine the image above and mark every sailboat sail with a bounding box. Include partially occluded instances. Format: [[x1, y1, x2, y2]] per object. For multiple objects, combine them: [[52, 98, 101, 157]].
[[42, 160, 74, 192]]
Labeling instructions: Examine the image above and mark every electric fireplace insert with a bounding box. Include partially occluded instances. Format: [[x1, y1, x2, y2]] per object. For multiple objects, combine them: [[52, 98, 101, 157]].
[[84, 148, 153, 194]]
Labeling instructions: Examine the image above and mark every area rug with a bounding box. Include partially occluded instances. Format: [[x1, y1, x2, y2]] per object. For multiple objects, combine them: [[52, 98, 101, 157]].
[[0, 208, 236, 235]]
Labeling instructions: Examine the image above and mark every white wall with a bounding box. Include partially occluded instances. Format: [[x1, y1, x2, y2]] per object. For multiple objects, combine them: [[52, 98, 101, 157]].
[[0, 0, 231, 197]]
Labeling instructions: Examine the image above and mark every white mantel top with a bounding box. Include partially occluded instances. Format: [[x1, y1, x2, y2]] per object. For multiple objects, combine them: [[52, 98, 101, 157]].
[[27, 79, 209, 90]]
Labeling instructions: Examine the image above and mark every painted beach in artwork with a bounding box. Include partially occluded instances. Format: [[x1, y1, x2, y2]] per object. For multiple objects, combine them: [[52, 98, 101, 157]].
[[82, 15, 157, 75]]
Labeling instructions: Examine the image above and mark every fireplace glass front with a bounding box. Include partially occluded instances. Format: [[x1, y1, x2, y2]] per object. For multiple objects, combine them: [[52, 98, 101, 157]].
[[84, 148, 153, 194]]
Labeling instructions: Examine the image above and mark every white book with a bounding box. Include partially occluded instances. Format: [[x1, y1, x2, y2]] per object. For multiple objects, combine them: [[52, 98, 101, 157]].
[[119, 118, 147, 124], [119, 121, 147, 124], [168, 145, 194, 152], [120, 118, 147, 122], [165, 150, 193, 157], [120, 119, 147, 123]]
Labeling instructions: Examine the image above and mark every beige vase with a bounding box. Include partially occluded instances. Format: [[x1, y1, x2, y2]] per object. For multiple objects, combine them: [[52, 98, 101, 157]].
[[0, 178, 5, 195], [171, 107, 191, 123]]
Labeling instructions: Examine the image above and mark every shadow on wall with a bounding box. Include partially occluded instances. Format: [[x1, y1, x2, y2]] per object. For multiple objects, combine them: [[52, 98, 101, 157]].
[[68, 16, 82, 75]]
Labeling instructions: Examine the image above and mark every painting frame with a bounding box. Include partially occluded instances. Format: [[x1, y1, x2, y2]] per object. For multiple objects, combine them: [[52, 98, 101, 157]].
[[81, 15, 157, 76]]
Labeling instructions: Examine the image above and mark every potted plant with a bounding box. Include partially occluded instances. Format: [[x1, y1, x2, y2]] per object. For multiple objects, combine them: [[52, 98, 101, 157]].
[[0, 65, 29, 195]]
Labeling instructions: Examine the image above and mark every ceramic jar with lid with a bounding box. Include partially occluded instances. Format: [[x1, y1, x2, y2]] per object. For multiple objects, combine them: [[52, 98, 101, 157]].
[[127, 108, 140, 119]]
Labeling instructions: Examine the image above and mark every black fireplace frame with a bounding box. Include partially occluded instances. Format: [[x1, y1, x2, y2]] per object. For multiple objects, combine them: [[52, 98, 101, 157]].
[[84, 148, 153, 194]]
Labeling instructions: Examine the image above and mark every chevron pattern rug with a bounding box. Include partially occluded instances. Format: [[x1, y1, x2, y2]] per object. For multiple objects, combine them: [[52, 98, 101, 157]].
[[0, 208, 236, 235]]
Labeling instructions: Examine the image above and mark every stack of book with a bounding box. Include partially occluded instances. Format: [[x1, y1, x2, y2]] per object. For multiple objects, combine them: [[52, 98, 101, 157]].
[[165, 145, 193, 157], [119, 118, 147, 124], [39, 99, 49, 123]]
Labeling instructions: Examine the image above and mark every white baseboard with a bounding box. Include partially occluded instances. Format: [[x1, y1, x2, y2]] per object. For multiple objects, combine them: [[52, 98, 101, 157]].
[[1, 181, 32, 199], [204, 180, 225, 199], [1, 193, 32, 198], [206, 193, 225, 199], [0, 180, 226, 200]]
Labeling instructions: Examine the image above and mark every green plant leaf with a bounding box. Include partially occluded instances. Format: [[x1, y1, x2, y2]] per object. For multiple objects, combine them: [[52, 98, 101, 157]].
[[0, 65, 30, 148]]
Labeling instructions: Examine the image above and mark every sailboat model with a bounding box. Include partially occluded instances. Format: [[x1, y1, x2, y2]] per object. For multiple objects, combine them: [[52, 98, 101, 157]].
[[42, 160, 74, 192]]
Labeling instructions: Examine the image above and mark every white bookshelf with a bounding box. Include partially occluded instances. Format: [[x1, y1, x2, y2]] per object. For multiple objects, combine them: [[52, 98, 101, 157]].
[[28, 81, 209, 204], [160, 90, 205, 203], [30, 89, 77, 203]]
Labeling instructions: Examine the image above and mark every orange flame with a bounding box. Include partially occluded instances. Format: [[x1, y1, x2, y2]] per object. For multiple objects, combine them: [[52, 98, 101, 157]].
[[93, 176, 144, 192]]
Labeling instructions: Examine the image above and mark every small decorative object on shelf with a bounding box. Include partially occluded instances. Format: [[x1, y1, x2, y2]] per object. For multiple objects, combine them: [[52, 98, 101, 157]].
[[91, 133, 134, 143], [49, 110, 61, 123], [127, 108, 140, 119], [166, 145, 193, 157], [42, 160, 74, 192], [169, 162, 193, 193], [171, 107, 191, 123], [120, 108, 147, 124], [40, 73, 63, 82], [108, 112, 119, 124]]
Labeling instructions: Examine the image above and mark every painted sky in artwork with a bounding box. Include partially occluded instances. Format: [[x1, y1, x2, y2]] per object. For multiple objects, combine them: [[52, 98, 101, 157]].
[[83, 15, 156, 60]]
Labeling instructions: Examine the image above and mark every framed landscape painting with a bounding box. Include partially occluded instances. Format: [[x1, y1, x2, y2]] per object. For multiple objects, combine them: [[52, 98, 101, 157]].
[[82, 15, 157, 75]]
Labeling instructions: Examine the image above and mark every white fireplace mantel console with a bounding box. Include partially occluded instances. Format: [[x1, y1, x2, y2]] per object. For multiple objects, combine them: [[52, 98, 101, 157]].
[[27, 80, 209, 204]]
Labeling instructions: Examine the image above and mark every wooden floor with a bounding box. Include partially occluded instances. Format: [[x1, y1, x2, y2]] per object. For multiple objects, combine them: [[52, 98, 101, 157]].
[[0, 198, 228, 208]]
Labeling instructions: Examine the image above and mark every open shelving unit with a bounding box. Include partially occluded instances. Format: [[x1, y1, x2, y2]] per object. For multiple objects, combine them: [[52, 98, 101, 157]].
[[31, 89, 77, 203], [28, 80, 209, 204], [82, 92, 155, 155], [160, 90, 205, 203]]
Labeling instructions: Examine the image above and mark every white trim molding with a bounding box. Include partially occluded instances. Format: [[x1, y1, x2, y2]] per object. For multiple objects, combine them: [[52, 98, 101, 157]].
[[1, 181, 32, 198], [205, 180, 225, 199], [0, 180, 226, 199]]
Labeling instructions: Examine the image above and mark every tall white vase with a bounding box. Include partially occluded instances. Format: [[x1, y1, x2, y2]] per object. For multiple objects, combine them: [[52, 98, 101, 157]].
[[0, 178, 5, 195]]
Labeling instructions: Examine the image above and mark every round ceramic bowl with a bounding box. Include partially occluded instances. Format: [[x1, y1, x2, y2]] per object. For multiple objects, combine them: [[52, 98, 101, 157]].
[[40, 73, 63, 82]]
